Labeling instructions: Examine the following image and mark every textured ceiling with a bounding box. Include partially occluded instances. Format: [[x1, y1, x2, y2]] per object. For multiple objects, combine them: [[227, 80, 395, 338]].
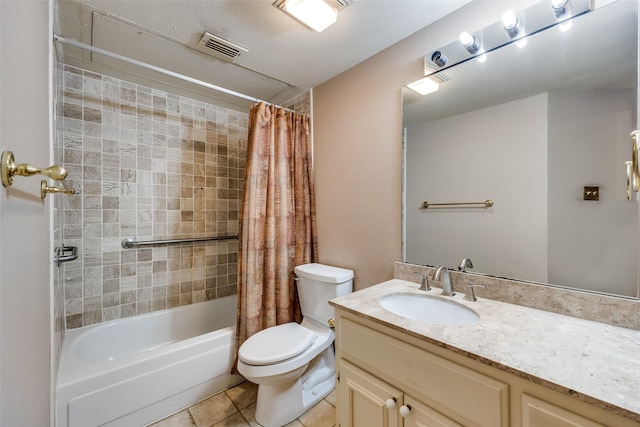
[[56, 0, 470, 106]]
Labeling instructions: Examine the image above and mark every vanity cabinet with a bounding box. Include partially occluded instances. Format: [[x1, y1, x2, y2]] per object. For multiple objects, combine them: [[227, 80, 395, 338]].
[[336, 315, 509, 427], [337, 360, 401, 427], [339, 360, 464, 427], [334, 310, 640, 427]]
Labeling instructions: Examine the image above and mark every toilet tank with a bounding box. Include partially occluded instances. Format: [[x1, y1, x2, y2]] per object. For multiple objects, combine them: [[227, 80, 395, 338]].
[[294, 263, 354, 326]]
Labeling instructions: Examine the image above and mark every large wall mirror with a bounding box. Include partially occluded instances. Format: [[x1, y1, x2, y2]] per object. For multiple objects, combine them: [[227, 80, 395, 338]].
[[402, 0, 639, 298]]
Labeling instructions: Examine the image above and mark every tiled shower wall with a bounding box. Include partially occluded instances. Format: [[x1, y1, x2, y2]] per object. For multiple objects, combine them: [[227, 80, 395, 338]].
[[60, 65, 248, 328]]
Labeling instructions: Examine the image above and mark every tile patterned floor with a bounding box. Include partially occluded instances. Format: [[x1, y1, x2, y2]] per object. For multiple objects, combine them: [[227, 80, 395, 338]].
[[148, 381, 336, 427]]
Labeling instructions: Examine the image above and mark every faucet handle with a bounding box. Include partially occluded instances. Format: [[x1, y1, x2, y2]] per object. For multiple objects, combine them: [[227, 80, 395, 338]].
[[413, 272, 431, 291], [464, 284, 486, 302]]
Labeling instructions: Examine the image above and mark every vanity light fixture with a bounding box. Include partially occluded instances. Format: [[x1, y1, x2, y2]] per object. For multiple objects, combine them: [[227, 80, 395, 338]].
[[406, 76, 440, 96], [424, 0, 589, 77], [430, 50, 447, 67], [502, 11, 522, 39], [459, 31, 481, 55], [274, 0, 349, 32], [551, 0, 572, 20]]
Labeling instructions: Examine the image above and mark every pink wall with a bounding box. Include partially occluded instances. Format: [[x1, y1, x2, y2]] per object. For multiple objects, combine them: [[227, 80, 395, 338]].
[[312, 2, 521, 289]]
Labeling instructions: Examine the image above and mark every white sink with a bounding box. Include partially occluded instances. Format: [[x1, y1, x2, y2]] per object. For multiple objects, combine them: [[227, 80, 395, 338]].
[[378, 293, 480, 326]]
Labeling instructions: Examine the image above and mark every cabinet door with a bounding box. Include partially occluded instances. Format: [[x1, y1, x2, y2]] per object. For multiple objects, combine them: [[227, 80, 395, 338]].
[[522, 394, 606, 427], [402, 395, 463, 427], [337, 360, 402, 427]]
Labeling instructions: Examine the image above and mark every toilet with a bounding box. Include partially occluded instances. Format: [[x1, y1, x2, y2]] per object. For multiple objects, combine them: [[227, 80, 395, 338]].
[[237, 263, 353, 427]]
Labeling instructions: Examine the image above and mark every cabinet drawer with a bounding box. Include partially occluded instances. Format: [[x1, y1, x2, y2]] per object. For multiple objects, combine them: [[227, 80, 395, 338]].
[[339, 318, 509, 427], [522, 394, 606, 427]]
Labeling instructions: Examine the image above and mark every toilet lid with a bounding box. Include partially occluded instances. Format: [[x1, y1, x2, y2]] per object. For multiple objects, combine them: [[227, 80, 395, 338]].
[[239, 323, 316, 365]]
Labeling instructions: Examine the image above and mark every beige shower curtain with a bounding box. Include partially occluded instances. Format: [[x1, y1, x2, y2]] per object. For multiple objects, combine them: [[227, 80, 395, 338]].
[[234, 102, 317, 369]]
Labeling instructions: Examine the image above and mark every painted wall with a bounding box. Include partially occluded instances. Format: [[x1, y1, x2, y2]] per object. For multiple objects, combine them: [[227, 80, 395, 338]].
[[405, 94, 549, 283], [547, 89, 637, 296], [313, 2, 519, 289], [0, 1, 53, 425]]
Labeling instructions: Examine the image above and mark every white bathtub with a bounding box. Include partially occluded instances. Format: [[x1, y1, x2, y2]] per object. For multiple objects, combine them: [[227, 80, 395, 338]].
[[56, 295, 244, 427]]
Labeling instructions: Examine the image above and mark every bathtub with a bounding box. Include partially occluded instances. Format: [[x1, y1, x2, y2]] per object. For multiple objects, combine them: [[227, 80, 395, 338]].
[[56, 295, 244, 427]]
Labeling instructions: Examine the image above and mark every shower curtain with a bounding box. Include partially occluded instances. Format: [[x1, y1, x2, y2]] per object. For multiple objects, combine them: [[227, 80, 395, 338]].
[[234, 102, 317, 367]]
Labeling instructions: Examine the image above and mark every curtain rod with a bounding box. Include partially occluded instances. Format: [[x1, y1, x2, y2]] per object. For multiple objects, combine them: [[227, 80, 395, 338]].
[[53, 34, 295, 111]]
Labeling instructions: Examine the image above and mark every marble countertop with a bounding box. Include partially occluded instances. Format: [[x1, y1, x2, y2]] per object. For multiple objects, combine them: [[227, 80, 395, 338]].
[[330, 279, 640, 422]]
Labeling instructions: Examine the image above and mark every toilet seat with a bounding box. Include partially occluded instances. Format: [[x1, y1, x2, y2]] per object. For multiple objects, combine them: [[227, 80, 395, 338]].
[[239, 323, 316, 366]]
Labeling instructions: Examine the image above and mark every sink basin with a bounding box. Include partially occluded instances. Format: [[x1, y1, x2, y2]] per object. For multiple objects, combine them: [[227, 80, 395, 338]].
[[378, 293, 480, 326]]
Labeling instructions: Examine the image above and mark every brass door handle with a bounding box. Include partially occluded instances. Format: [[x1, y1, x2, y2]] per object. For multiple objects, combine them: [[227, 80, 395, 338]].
[[631, 131, 640, 193], [2, 150, 68, 186]]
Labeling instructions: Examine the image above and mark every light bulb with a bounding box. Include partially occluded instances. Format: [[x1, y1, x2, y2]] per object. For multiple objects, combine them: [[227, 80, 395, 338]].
[[459, 31, 474, 46], [552, 0, 571, 20], [502, 11, 518, 30], [559, 20, 572, 32], [502, 11, 521, 38], [459, 31, 480, 54]]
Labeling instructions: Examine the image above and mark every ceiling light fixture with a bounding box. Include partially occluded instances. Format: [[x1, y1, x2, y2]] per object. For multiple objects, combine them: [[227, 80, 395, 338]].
[[407, 77, 440, 96], [274, 0, 346, 32]]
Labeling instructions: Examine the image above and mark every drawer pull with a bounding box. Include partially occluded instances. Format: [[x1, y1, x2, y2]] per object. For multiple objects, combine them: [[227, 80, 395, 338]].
[[400, 405, 412, 417], [385, 398, 397, 409]]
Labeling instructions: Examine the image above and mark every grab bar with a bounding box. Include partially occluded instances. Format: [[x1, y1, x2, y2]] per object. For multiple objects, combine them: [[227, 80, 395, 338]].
[[420, 200, 494, 209], [121, 235, 238, 249]]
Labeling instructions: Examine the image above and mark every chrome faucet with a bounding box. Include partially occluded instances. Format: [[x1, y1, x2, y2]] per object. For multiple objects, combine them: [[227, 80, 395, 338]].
[[434, 266, 455, 296], [458, 258, 473, 272]]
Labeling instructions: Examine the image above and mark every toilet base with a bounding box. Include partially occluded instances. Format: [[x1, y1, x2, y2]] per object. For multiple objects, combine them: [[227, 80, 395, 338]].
[[254, 347, 336, 427]]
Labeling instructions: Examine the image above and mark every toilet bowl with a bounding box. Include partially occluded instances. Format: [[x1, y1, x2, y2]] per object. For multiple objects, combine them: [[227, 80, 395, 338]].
[[237, 263, 353, 427]]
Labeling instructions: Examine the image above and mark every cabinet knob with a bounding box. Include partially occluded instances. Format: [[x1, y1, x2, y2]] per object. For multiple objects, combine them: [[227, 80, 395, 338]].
[[400, 405, 411, 417], [385, 398, 396, 409]]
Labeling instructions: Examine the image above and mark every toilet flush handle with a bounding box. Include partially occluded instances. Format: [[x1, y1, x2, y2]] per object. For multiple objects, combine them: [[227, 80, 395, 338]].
[[328, 318, 335, 328]]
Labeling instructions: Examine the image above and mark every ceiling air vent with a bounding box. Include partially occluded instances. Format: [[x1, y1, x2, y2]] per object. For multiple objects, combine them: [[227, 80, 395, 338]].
[[324, 0, 352, 10], [195, 32, 248, 63], [273, 0, 352, 12]]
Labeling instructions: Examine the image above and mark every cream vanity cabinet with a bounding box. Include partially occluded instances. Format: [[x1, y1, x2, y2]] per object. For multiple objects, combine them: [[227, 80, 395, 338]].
[[338, 360, 466, 427], [334, 310, 640, 427]]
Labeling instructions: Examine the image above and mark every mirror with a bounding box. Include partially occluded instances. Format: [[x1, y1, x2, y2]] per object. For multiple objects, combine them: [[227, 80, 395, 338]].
[[402, 0, 639, 298]]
